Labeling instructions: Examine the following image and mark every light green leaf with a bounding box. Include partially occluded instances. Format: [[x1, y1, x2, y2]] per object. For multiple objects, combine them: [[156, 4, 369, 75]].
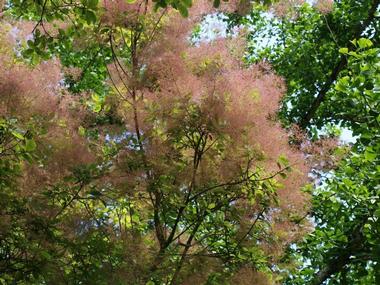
[[11, 131, 24, 140], [78, 126, 86, 136], [93, 102, 102, 113], [25, 139, 37, 152], [357, 38, 372, 49]]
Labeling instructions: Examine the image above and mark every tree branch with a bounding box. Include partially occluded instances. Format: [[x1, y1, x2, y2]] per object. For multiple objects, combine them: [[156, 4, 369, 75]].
[[300, 0, 380, 128]]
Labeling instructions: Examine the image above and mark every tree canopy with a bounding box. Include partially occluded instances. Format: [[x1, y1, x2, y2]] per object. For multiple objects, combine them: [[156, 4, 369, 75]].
[[0, 0, 379, 284]]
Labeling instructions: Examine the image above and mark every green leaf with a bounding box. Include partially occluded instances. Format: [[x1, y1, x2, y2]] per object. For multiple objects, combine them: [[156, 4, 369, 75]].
[[348, 51, 359, 58], [93, 103, 102, 113], [357, 38, 372, 49], [41, 251, 52, 261], [277, 154, 289, 168], [78, 126, 86, 136], [85, 10, 97, 24], [339, 47, 348, 54], [335, 81, 347, 92], [91, 93, 101, 102], [177, 4, 189, 17], [364, 150, 376, 161], [25, 139, 37, 152], [87, 0, 98, 9], [182, 0, 192, 8], [279, 172, 287, 179], [213, 0, 220, 8], [131, 214, 140, 223], [11, 131, 24, 140]]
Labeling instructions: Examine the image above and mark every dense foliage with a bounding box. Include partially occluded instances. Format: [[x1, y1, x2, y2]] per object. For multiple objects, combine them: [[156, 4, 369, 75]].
[[0, 0, 379, 284], [232, 0, 380, 283]]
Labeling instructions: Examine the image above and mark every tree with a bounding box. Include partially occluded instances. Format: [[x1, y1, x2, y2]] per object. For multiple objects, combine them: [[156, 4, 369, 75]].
[[233, 1, 380, 283], [1, 0, 311, 284], [2, 0, 378, 284], [0, 22, 125, 284], [240, 0, 380, 129], [217, 1, 380, 283], [284, 39, 380, 285]]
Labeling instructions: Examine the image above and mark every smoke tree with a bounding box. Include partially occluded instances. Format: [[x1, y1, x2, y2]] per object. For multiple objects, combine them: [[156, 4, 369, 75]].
[[0, 0, 315, 283], [1, 0, 379, 284]]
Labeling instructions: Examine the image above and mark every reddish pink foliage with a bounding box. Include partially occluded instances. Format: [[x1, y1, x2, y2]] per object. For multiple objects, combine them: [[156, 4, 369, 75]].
[[0, 1, 318, 280], [272, 0, 305, 19], [105, 1, 311, 261], [290, 124, 344, 172], [314, 0, 334, 14], [0, 23, 95, 190], [101, 0, 149, 27]]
